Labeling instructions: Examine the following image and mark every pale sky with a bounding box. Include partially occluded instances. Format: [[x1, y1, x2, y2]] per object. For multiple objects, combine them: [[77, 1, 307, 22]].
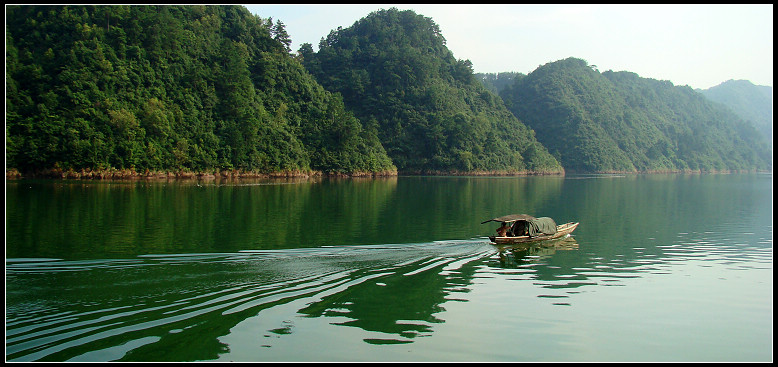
[[244, 4, 773, 90]]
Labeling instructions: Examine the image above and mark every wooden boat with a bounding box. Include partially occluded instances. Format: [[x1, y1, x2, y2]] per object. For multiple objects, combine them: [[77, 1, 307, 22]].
[[489, 222, 579, 245], [482, 214, 579, 245]]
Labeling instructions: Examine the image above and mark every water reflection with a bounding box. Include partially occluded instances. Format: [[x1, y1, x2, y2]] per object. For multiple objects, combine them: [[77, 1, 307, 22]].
[[5, 241, 494, 361], [491, 236, 580, 267], [5, 176, 569, 260], [5, 174, 772, 362], [6, 221, 772, 362]]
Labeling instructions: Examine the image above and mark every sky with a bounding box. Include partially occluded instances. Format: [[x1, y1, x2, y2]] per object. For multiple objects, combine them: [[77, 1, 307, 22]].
[[244, 4, 773, 90]]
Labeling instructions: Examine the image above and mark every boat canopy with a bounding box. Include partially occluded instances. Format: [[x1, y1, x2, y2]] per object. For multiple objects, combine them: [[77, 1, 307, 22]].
[[482, 214, 558, 237], [480, 214, 536, 224], [515, 217, 557, 237]]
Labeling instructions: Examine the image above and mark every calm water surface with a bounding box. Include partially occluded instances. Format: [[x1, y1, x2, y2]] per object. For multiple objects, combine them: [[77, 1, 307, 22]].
[[5, 174, 773, 362]]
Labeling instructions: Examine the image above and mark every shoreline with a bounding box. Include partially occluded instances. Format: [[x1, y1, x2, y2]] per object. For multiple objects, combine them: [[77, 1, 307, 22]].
[[4, 168, 397, 180], [6, 167, 768, 180]]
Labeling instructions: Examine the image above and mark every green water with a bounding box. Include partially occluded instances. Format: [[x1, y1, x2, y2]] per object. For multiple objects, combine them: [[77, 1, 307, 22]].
[[5, 174, 773, 361]]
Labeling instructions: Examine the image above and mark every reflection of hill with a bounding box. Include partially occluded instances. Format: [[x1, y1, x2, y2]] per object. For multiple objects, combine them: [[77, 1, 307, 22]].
[[558, 174, 766, 260], [259, 176, 400, 248], [5, 174, 771, 361], [381, 176, 565, 244], [6, 242, 492, 360], [297, 260, 447, 342], [5, 177, 401, 259], [8, 176, 566, 259], [294, 242, 486, 345], [486, 174, 772, 304]]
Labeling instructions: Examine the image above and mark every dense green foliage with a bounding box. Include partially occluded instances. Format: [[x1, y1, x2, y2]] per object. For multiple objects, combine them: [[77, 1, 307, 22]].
[[500, 58, 772, 173], [6, 5, 395, 175], [698, 80, 772, 143], [7, 6, 770, 177], [299, 8, 562, 174]]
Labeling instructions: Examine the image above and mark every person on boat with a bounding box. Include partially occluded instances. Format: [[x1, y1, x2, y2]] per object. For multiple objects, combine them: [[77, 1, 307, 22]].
[[496, 222, 510, 237], [511, 221, 529, 236]]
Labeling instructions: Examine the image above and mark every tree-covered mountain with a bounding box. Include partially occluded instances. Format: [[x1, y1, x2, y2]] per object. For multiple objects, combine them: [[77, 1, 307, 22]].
[[7, 6, 770, 178], [499, 57, 771, 173], [6, 5, 396, 177], [698, 79, 772, 143], [298, 8, 563, 174]]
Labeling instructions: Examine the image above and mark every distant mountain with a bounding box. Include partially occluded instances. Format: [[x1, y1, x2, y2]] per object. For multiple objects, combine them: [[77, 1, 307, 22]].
[[698, 80, 772, 143], [499, 57, 771, 173], [299, 8, 562, 174]]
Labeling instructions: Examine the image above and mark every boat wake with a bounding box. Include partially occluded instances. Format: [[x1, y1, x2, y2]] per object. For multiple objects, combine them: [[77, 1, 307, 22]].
[[6, 239, 497, 362]]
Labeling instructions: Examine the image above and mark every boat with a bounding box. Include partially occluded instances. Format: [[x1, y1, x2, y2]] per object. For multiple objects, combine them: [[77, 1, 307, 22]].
[[481, 214, 579, 245]]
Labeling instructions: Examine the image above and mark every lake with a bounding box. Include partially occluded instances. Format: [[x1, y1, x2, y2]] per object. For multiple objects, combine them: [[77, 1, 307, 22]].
[[5, 174, 773, 362]]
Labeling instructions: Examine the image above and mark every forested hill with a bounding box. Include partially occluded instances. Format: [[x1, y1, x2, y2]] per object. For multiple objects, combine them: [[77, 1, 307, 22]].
[[6, 6, 770, 177], [698, 80, 772, 143], [6, 5, 396, 177], [499, 58, 772, 173], [298, 8, 563, 174]]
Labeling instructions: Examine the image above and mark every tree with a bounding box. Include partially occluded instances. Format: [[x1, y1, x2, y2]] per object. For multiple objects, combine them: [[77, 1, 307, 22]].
[[271, 19, 291, 52]]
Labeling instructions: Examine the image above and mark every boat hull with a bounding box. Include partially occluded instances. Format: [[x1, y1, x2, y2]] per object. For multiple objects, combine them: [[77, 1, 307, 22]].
[[489, 222, 579, 245]]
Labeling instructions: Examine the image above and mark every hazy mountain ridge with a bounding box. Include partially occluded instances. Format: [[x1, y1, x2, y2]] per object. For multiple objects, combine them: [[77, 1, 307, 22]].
[[697, 80, 772, 143], [498, 58, 771, 173]]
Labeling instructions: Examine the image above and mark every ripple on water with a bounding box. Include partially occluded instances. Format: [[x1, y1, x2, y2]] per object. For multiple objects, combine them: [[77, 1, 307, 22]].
[[5, 239, 495, 362]]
